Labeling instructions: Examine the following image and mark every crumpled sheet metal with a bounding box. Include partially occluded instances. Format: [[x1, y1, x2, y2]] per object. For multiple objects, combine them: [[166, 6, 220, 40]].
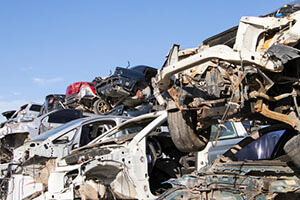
[[162, 172, 300, 200]]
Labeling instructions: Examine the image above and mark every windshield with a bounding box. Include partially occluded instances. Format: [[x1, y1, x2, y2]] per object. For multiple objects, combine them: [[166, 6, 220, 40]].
[[33, 118, 84, 141]]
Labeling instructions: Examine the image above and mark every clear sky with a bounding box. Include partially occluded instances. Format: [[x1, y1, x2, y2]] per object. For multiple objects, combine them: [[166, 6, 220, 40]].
[[0, 0, 292, 121]]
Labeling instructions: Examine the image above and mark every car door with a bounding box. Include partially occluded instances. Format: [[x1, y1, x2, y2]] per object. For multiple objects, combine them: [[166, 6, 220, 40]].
[[51, 128, 78, 158]]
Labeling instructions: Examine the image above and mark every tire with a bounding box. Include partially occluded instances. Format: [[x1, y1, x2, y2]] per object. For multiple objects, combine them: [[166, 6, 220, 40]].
[[284, 134, 300, 168], [167, 110, 208, 153], [92, 99, 111, 115]]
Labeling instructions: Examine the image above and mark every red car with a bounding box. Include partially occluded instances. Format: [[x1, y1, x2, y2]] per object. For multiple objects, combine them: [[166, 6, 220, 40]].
[[65, 82, 110, 114]]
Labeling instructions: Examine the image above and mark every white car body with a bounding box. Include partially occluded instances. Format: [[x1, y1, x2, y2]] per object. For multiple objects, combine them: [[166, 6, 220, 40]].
[[43, 112, 249, 200], [4, 115, 130, 200]]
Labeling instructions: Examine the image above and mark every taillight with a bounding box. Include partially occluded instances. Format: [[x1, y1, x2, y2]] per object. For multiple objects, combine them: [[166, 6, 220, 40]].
[[136, 90, 144, 99]]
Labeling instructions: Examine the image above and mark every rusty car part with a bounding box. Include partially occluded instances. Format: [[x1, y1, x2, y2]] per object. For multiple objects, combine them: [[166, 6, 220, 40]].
[[152, 4, 300, 152]]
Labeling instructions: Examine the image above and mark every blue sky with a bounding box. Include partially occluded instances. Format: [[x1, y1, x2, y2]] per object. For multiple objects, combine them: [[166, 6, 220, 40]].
[[0, 0, 291, 121]]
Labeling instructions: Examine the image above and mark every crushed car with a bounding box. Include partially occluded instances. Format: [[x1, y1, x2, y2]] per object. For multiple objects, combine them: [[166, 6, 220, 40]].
[[94, 65, 158, 114], [65, 81, 103, 114], [152, 3, 300, 153]]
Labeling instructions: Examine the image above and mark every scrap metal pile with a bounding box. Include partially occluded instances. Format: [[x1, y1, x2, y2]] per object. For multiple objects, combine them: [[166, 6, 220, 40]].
[[1, 3, 300, 200]]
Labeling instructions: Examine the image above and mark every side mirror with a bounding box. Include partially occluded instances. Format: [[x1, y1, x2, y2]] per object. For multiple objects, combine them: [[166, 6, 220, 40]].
[[71, 143, 78, 150], [53, 135, 69, 144]]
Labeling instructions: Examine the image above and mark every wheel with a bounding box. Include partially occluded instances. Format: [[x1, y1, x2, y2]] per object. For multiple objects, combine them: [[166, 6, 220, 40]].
[[167, 110, 208, 153], [284, 134, 300, 168], [92, 99, 111, 114]]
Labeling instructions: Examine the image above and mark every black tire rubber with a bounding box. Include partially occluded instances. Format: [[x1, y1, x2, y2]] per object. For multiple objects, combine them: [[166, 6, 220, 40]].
[[92, 99, 111, 115], [284, 134, 300, 168], [167, 110, 207, 153]]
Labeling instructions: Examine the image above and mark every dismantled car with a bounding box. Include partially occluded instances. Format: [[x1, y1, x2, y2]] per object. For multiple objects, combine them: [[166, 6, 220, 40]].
[[159, 124, 300, 199], [94, 65, 158, 114], [0, 109, 88, 163], [28, 111, 246, 200], [41, 111, 174, 199], [13, 114, 130, 163], [65, 81, 103, 114], [151, 4, 300, 153], [12, 103, 42, 121], [2, 113, 249, 200], [3, 115, 131, 200], [0, 103, 42, 127], [0, 103, 42, 162]]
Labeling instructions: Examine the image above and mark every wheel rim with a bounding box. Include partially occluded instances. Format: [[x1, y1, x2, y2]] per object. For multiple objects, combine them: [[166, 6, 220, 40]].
[[97, 100, 110, 114]]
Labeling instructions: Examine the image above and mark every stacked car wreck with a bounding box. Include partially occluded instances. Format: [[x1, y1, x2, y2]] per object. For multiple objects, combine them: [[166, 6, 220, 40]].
[[153, 4, 300, 153], [1, 3, 300, 200], [154, 4, 300, 199]]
